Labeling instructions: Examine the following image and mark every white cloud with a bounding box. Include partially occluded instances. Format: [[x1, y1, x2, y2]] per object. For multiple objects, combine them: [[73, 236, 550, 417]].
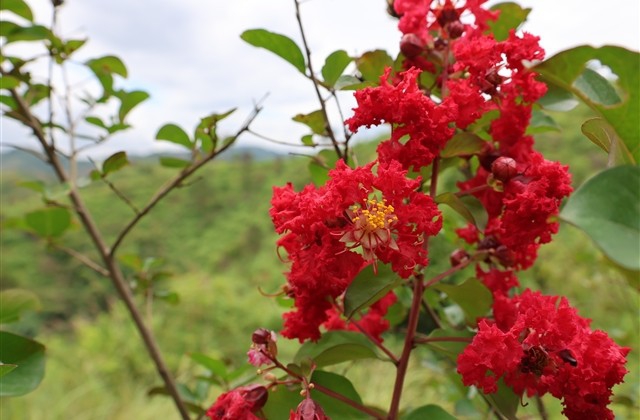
[[2, 0, 638, 160]]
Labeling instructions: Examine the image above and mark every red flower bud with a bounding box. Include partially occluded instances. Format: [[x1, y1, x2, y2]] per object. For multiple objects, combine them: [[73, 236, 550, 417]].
[[290, 398, 328, 420], [240, 385, 269, 412], [450, 248, 470, 266], [446, 21, 465, 39], [491, 156, 518, 182], [400, 33, 425, 58], [252, 328, 272, 345]]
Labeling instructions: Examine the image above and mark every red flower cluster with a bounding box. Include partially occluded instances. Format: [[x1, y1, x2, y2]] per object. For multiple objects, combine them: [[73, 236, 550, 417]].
[[206, 385, 268, 420], [457, 290, 629, 419], [346, 67, 457, 171], [270, 160, 442, 341]]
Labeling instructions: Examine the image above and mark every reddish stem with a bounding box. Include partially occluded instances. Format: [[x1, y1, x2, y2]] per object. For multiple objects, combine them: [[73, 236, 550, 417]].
[[414, 336, 472, 344]]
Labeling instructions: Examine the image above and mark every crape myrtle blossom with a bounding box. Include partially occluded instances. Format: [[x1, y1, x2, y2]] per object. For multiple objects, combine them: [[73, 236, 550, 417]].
[[270, 160, 442, 341], [206, 385, 269, 420], [457, 290, 629, 419]]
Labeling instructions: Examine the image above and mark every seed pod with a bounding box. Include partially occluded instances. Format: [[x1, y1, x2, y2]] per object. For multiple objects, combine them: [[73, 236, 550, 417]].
[[491, 156, 518, 182]]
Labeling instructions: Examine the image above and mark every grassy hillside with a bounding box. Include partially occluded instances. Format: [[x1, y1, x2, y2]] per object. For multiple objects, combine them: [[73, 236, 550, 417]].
[[1, 107, 638, 419]]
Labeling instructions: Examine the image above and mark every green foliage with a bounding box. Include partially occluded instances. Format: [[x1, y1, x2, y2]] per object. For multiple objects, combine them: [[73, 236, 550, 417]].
[[402, 404, 456, 420], [0, 289, 40, 324], [488, 2, 531, 41], [434, 279, 492, 327], [344, 264, 401, 319], [294, 331, 383, 367], [0, 331, 45, 397], [240, 29, 306, 74], [322, 50, 353, 87]]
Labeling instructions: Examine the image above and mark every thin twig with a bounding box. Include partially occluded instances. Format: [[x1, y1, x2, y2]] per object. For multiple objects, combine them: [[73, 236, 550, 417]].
[[347, 313, 399, 364], [247, 129, 317, 148], [423, 257, 475, 289], [293, 0, 344, 161], [110, 103, 263, 256], [413, 335, 472, 345], [56, 245, 109, 277], [534, 395, 549, 420], [313, 383, 386, 420]]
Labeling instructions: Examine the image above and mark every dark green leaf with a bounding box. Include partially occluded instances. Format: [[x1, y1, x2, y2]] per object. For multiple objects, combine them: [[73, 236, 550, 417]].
[[459, 195, 488, 231], [0, 331, 45, 396], [435, 278, 492, 326], [294, 331, 382, 367], [115, 89, 150, 122], [261, 383, 303, 419], [573, 68, 622, 106], [322, 50, 352, 86], [241, 29, 306, 74], [356, 50, 393, 82], [0, 364, 17, 378], [0, 21, 20, 37], [440, 132, 485, 158], [487, 2, 531, 41], [484, 378, 520, 420], [25, 207, 72, 238], [436, 192, 478, 228], [537, 84, 579, 111], [159, 156, 190, 168], [335, 75, 370, 91], [311, 370, 370, 419], [581, 118, 634, 166], [0, 289, 41, 324], [0, 0, 33, 21], [102, 151, 129, 176], [156, 123, 192, 148], [292, 110, 327, 135], [0, 94, 17, 109], [535, 46, 639, 161], [560, 165, 640, 271], [344, 264, 401, 319], [402, 404, 457, 420]]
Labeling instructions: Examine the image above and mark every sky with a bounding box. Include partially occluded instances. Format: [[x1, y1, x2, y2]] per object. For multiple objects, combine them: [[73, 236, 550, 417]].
[[1, 0, 639, 160]]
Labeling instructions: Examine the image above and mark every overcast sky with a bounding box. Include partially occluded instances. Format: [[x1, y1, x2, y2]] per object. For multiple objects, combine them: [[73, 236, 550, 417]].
[[1, 0, 639, 159]]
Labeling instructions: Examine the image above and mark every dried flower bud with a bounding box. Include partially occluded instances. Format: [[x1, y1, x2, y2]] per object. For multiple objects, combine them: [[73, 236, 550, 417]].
[[491, 156, 518, 182], [252, 328, 272, 345], [291, 398, 329, 420], [400, 33, 425, 58], [450, 248, 470, 266], [494, 244, 515, 268], [240, 385, 269, 412]]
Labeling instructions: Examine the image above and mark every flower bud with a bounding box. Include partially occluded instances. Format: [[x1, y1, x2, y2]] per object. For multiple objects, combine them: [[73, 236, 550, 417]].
[[446, 21, 465, 39], [491, 156, 518, 183], [290, 398, 328, 420], [252, 328, 273, 345], [400, 33, 425, 58], [450, 248, 470, 266], [239, 384, 269, 412]]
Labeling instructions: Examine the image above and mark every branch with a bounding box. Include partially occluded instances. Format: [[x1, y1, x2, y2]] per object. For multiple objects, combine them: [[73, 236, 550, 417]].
[[247, 128, 317, 148], [7, 85, 192, 420], [293, 0, 344, 161], [56, 245, 109, 277], [110, 104, 262, 256]]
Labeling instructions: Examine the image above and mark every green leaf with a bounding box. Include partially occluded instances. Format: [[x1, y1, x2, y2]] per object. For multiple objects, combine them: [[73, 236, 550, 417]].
[[189, 353, 228, 379], [434, 278, 492, 326], [440, 132, 485, 158], [356, 50, 393, 82], [102, 151, 129, 176], [422, 329, 474, 361], [25, 207, 72, 238], [311, 370, 370, 419], [322, 50, 352, 86], [573, 68, 622, 106], [262, 383, 302, 419], [156, 123, 192, 148], [241, 29, 305, 74], [0, 289, 41, 324], [537, 84, 579, 111], [402, 404, 457, 420], [0, 364, 17, 378], [535, 46, 639, 161], [3, 24, 50, 44], [159, 156, 190, 168], [85, 116, 107, 129], [86, 55, 128, 95], [484, 378, 520, 420], [308, 149, 339, 186], [300, 134, 314, 146], [334, 75, 370, 91], [0, 0, 33, 21], [344, 264, 401, 319], [526, 109, 561, 134], [0, 331, 45, 397], [294, 331, 382, 367], [581, 118, 634, 166], [0, 75, 20, 90], [115, 89, 150, 122], [436, 192, 478, 228], [560, 165, 640, 271], [292, 110, 327, 135], [487, 2, 531, 41], [17, 180, 45, 194]]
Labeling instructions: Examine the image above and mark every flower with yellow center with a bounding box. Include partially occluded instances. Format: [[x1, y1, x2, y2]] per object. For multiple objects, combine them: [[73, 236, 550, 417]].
[[338, 198, 400, 264]]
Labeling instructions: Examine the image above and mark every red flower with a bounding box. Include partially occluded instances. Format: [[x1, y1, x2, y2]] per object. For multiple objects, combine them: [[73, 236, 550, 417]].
[[290, 398, 329, 420], [206, 385, 268, 420], [271, 160, 441, 341], [346, 67, 457, 171], [458, 290, 629, 419]]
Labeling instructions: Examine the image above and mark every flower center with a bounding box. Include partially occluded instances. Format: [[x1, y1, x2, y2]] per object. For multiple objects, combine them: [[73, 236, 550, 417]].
[[352, 198, 398, 233]]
